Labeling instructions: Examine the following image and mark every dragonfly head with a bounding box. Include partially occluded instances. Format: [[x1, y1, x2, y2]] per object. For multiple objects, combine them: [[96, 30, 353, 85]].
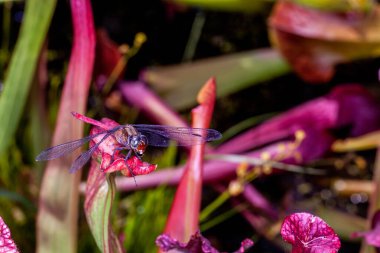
[[128, 134, 148, 156]]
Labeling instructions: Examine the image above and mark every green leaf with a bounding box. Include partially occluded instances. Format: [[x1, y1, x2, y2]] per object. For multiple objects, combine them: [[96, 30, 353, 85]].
[[143, 49, 290, 110], [170, 0, 270, 12], [124, 187, 174, 252], [291, 0, 375, 12], [0, 188, 35, 212], [84, 163, 123, 253], [0, 0, 56, 154]]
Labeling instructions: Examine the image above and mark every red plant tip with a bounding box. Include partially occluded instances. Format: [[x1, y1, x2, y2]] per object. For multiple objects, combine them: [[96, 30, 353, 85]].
[[72, 112, 111, 130], [281, 212, 341, 253], [351, 210, 380, 249], [155, 231, 253, 253], [0, 216, 19, 253], [197, 77, 216, 104]]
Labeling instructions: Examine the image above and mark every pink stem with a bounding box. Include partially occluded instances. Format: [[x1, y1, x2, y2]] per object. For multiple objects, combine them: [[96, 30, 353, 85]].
[[160, 78, 216, 245], [37, 0, 95, 252]]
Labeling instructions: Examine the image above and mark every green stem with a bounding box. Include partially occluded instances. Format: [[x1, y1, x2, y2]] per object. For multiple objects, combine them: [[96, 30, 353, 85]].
[[104, 173, 116, 252], [182, 10, 206, 62], [199, 190, 230, 222], [200, 203, 248, 231]]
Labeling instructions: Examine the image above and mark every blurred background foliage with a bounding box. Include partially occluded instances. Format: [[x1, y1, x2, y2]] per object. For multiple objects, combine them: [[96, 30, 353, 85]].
[[1, 0, 380, 252]]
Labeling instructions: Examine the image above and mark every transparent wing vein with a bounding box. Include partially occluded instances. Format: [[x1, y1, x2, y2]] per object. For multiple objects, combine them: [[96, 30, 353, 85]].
[[35, 132, 105, 161], [133, 125, 222, 147]]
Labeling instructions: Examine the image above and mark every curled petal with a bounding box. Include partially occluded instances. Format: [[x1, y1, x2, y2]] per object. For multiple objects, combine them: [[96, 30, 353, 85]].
[[103, 156, 157, 176], [123, 156, 157, 176], [0, 217, 19, 253], [281, 212, 341, 253]]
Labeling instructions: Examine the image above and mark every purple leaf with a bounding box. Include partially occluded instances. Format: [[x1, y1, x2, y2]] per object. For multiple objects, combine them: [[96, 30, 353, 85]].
[[0, 217, 19, 253], [281, 212, 341, 253], [217, 84, 380, 155], [328, 84, 380, 136], [156, 231, 253, 253]]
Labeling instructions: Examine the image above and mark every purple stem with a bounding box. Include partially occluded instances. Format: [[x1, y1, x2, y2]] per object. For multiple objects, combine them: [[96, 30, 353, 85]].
[[119, 81, 188, 127]]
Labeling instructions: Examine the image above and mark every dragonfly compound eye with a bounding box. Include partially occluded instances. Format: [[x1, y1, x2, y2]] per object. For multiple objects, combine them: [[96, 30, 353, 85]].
[[128, 136, 140, 149], [135, 135, 147, 156]]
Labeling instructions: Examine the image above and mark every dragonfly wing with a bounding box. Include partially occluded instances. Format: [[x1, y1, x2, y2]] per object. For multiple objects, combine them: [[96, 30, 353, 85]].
[[35, 133, 102, 161], [133, 125, 222, 147], [68, 144, 98, 173], [36, 126, 123, 162], [69, 131, 116, 173]]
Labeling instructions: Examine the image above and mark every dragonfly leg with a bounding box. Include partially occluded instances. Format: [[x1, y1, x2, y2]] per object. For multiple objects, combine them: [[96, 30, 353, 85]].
[[124, 150, 137, 186], [136, 154, 143, 162], [111, 146, 128, 162]]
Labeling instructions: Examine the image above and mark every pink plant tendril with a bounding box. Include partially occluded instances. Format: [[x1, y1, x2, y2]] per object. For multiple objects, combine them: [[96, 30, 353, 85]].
[[72, 112, 157, 176], [156, 231, 253, 253], [352, 210, 380, 251], [281, 212, 341, 253], [0, 217, 19, 253]]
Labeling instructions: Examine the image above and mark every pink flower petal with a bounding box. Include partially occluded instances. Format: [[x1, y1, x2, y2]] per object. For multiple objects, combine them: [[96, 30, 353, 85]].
[[281, 212, 341, 253], [0, 217, 19, 253], [103, 156, 157, 176]]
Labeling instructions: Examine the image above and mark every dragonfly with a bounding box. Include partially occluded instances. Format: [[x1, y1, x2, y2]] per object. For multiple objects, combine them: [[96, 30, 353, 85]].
[[36, 124, 222, 175]]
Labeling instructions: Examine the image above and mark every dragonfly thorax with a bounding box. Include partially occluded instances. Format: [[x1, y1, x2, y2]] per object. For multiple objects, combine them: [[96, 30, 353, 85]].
[[114, 126, 148, 156], [114, 126, 137, 146]]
